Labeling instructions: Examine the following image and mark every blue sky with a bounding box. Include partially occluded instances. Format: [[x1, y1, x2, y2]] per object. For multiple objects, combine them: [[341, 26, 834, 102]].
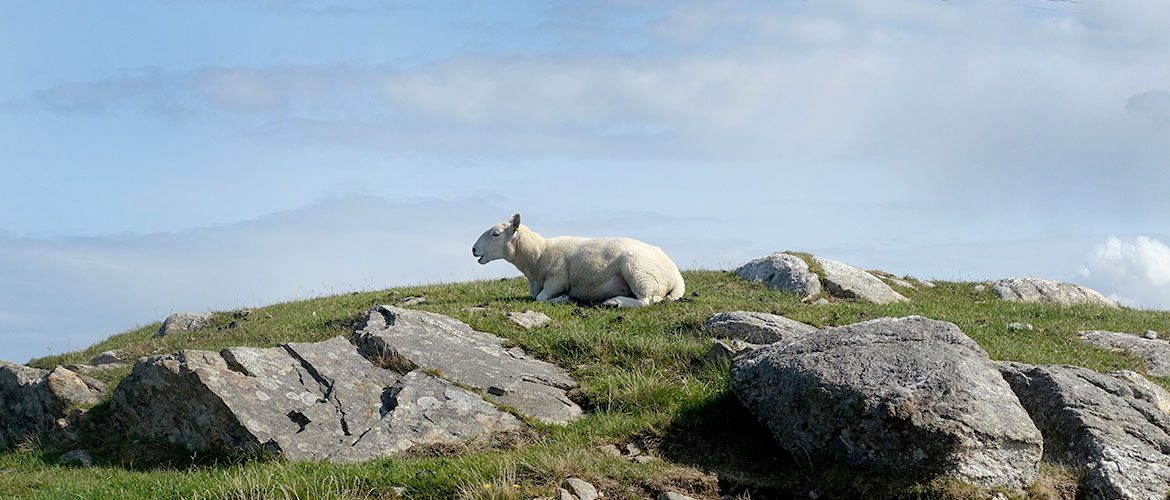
[[3, 0, 1170, 362]]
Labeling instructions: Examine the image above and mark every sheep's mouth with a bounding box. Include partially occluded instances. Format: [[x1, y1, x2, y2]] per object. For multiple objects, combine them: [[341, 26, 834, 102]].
[[474, 252, 487, 264]]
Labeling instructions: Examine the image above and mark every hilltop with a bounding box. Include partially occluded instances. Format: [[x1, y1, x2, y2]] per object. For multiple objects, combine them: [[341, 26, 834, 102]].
[[3, 269, 1169, 499]]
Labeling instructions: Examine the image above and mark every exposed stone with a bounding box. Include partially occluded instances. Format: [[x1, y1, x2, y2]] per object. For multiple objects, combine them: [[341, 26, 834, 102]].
[[813, 257, 910, 304], [704, 311, 817, 345], [658, 492, 697, 500], [921, 280, 937, 288], [89, 351, 122, 366], [1077, 330, 1170, 377], [109, 336, 522, 462], [991, 277, 1117, 307], [507, 310, 552, 329], [998, 362, 1170, 500], [735, 253, 822, 299], [561, 478, 599, 500], [59, 449, 93, 466], [1144, 330, 1159, 340], [974, 284, 987, 293], [1007, 322, 1034, 332], [354, 306, 582, 425], [158, 312, 214, 337], [398, 296, 426, 306], [705, 339, 764, 365], [731, 317, 1042, 490], [813, 298, 831, 305], [0, 362, 105, 449]]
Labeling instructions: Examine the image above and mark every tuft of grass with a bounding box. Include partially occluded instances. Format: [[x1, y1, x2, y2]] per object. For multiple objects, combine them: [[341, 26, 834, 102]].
[[8, 270, 1170, 499]]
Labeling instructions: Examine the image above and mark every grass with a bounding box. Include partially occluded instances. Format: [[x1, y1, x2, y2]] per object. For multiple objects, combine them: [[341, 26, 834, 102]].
[[7, 270, 1170, 499]]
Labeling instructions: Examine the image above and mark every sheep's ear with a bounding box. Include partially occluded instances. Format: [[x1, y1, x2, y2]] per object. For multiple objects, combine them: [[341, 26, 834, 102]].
[[510, 213, 521, 230]]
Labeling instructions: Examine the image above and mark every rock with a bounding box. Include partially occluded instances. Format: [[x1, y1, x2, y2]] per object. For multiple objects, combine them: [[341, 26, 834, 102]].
[[59, 449, 93, 466], [921, 280, 936, 288], [974, 284, 987, 293], [813, 257, 909, 304], [561, 478, 599, 500], [558, 488, 575, 500], [735, 253, 822, 299], [89, 351, 122, 366], [157, 312, 213, 336], [998, 362, 1170, 500], [658, 492, 696, 500], [398, 296, 426, 306], [885, 277, 917, 289], [1007, 322, 1034, 332], [813, 298, 830, 305], [62, 363, 125, 375], [507, 310, 552, 329], [704, 311, 817, 345], [991, 277, 1117, 307], [1144, 330, 1159, 340], [354, 306, 583, 425], [705, 339, 764, 365], [0, 362, 106, 449], [108, 336, 522, 462], [391, 486, 407, 497], [730, 316, 1042, 490], [597, 443, 622, 457], [1077, 330, 1170, 377]]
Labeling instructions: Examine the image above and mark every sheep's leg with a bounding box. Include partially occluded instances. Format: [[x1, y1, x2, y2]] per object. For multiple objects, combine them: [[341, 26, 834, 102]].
[[601, 296, 652, 308], [543, 294, 571, 304], [535, 279, 569, 303]]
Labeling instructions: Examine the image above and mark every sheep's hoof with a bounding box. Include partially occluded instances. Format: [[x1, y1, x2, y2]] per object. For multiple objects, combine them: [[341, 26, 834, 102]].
[[601, 298, 622, 308]]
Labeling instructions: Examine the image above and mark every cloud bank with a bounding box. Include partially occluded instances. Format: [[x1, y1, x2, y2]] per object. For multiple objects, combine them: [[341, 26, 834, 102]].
[[1082, 236, 1170, 309]]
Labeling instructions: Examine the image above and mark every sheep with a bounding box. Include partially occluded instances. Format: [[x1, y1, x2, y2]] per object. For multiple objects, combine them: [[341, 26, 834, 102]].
[[472, 214, 686, 308]]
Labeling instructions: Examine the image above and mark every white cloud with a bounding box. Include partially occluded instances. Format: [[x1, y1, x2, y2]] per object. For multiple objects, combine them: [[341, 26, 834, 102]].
[[1082, 236, 1170, 309]]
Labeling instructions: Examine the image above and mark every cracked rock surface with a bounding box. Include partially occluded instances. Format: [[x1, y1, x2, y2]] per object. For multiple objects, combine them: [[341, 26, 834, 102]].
[[735, 253, 822, 299], [705, 311, 817, 345], [731, 316, 1042, 490], [991, 277, 1117, 307], [998, 363, 1170, 500], [354, 306, 582, 425], [814, 257, 909, 304], [109, 336, 521, 462], [1077, 330, 1170, 377], [0, 362, 106, 449]]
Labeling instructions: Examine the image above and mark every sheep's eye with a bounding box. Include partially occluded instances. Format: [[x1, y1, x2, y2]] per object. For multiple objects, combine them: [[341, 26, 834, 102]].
[[491, 231, 501, 237]]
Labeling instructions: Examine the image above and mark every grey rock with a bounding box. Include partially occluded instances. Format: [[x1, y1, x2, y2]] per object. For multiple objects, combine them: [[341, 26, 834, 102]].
[[561, 478, 599, 500], [507, 310, 551, 329], [158, 312, 214, 336], [0, 362, 105, 449], [1144, 330, 1159, 340], [109, 336, 521, 462], [921, 280, 937, 288], [1078, 330, 1170, 377], [813, 298, 831, 305], [705, 339, 764, 365], [731, 316, 1042, 490], [813, 257, 909, 304], [62, 363, 125, 375], [735, 253, 822, 299], [974, 284, 987, 293], [991, 277, 1117, 307], [354, 306, 582, 425], [89, 351, 122, 366], [558, 488, 575, 500], [704, 311, 817, 345], [1007, 322, 1034, 332], [59, 449, 93, 466], [998, 362, 1170, 500], [398, 296, 426, 306], [658, 493, 696, 500]]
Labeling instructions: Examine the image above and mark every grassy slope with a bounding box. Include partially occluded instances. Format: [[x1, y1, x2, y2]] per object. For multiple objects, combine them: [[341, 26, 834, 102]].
[[5, 271, 1169, 499]]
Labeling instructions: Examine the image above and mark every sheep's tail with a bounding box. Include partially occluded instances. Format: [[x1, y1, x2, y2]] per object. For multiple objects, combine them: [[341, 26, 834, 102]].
[[666, 269, 686, 301]]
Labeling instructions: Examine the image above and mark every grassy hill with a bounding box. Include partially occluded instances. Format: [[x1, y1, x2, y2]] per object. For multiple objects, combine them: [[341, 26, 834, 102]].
[[5, 270, 1169, 499]]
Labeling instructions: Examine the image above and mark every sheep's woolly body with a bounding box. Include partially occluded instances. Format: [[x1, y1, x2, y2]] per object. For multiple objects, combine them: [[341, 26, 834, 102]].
[[473, 216, 685, 307]]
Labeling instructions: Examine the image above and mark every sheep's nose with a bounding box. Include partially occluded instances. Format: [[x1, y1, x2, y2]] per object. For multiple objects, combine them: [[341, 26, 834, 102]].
[[472, 246, 478, 254]]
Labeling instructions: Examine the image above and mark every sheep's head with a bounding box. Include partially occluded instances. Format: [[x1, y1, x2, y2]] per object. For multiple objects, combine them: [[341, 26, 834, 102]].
[[472, 213, 521, 265]]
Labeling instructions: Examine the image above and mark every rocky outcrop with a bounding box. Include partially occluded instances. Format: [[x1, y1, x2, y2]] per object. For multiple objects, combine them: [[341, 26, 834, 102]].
[[353, 306, 582, 425], [735, 253, 908, 304], [507, 310, 551, 329], [735, 253, 822, 299], [730, 317, 1042, 490], [89, 351, 123, 366], [0, 362, 106, 449], [1077, 330, 1170, 377], [814, 257, 909, 304], [998, 363, 1170, 500], [109, 336, 521, 462], [991, 278, 1117, 307], [705, 339, 764, 365], [157, 312, 214, 336], [704, 311, 817, 345]]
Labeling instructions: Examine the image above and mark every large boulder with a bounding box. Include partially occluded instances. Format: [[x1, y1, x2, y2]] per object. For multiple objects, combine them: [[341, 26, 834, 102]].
[[0, 362, 106, 449], [353, 306, 582, 425], [1077, 330, 1170, 377], [813, 257, 909, 305], [735, 253, 822, 299], [109, 336, 521, 462], [730, 316, 1042, 490], [157, 312, 214, 336], [998, 363, 1170, 500], [991, 278, 1117, 307], [704, 311, 817, 345]]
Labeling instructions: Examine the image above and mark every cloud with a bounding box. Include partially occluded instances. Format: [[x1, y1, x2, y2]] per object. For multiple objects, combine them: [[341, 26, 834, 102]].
[[1081, 236, 1170, 309], [1127, 90, 1170, 126]]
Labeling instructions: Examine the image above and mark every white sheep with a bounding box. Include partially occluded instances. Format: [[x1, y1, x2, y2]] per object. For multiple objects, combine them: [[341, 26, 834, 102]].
[[472, 214, 686, 308]]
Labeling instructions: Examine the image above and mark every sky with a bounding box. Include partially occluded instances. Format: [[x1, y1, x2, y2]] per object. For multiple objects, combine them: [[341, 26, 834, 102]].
[[2, 0, 1170, 363]]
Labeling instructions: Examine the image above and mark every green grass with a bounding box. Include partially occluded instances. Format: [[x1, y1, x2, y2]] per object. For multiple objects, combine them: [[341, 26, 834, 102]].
[[7, 270, 1170, 499]]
